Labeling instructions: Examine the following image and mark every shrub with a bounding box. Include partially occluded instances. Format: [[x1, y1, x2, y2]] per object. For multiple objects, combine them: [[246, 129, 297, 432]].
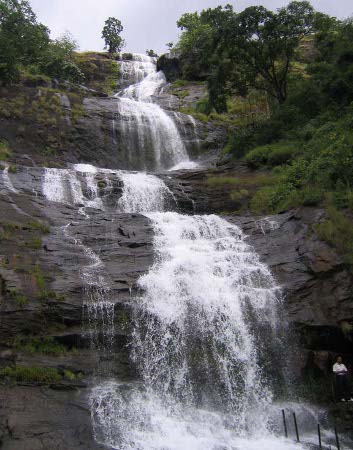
[[122, 53, 133, 60], [0, 366, 61, 383], [7, 289, 27, 307], [25, 238, 42, 250], [0, 140, 12, 161], [244, 145, 272, 169], [28, 220, 50, 234], [250, 187, 274, 214], [13, 336, 69, 356], [267, 142, 299, 166], [64, 370, 76, 381], [8, 165, 17, 173], [206, 177, 240, 186]]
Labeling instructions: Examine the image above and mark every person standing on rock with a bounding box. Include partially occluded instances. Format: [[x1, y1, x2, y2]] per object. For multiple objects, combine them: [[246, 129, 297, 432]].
[[333, 356, 352, 402]]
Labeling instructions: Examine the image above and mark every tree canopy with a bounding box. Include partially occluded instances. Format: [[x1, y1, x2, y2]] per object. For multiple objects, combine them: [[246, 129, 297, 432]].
[[102, 17, 125, 54], [0, 0, 49, 84], [176, 1, 329, 111]]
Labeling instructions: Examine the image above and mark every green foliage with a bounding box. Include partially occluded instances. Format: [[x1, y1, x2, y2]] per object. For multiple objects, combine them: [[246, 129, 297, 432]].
[[33, 264, 46, 292], [206, 177, 240, 186], [244, 142, 299, 169], [24, 237, 42, 249], [13, 336, 70, 356], [121, 52, 133, 60], [0, 366, 62, 383], [27, 220, 50, 234], [0, 0, 50, 85], [7, 288, 27, 307], [102, 17, 125, 54], [175, 2, 325, 109], [75, 52, 118, 93], [316, 205, 353, 266], [64, 370, 76, 381], [0, 140, 12, 160], [146, 49, 158, 57], [38, 32, 84, 83], [8, 164, 17, 173]]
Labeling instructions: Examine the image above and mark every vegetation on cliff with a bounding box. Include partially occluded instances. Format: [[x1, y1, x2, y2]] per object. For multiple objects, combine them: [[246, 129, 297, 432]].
[[168, 2, 353, 259]]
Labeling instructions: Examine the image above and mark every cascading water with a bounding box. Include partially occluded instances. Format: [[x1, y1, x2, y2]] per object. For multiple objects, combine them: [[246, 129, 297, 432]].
[[90, 173, 304, 450], [114, 54, 192, 171], [42, 164, 115, 352], [1, 166, 18, 193], [117, 172, 174, 213]]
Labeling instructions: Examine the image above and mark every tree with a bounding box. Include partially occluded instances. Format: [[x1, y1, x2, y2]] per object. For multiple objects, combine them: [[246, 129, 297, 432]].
[[221, 2, 318, 105], [39, 31, 84, 83], [0, 0, 50, 84], [102, 17, 125, 54], [166, 42, 174, 50], [176, 6, 234, 87], [146, 49, 158, 57], [175, 2, 324, 111]]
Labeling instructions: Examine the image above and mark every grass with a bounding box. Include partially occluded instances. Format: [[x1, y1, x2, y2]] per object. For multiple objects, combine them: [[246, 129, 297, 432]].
[[24, 238, 42, 250], [0, 366, 62, 383], [27, 220, 50, 234], [75, 52, 119, 94], [33, 264, 47, 293], [7, 288, 27, 307], [12, 336, 74, 356], [170, 89, 189, 99], [206, 176, 241, 186], [0, 140, 12, 161], [244, 141, 299, 169], [8, 165, 17, 173]]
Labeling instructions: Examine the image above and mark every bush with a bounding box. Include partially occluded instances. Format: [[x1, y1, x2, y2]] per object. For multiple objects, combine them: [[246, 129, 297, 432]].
[[122, 53, 133, 60], [0, 140, 12, 161], [244, 145, 272, 169], [267, 142, 299, 166], [13, 336, 69, 356], [0, 366, 61, 383]]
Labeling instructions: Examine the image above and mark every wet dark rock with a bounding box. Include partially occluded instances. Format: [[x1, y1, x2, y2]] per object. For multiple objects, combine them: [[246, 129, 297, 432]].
[[157, 53, 182, 81], [0, 385, 104, 450]]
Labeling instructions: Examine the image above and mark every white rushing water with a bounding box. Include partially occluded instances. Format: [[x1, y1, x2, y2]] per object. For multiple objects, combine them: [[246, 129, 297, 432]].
[[62, 222, 115, 350], [117, 172, 173, 213], [115, 54, 191, 170], [90, 173, 303, 450], [42, 165, 107, 211], [1, 166, 18, 193]]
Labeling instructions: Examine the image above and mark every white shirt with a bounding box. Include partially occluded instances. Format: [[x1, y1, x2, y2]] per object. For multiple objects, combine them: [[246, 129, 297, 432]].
[[333, 363, 348, 375]]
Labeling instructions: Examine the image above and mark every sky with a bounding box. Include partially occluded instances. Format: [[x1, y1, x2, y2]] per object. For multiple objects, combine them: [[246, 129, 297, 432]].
[[30, 0, 353, 55]]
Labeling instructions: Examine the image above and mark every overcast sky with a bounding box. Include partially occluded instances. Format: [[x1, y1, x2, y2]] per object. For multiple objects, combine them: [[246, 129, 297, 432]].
[[30, 0, 353, 55]]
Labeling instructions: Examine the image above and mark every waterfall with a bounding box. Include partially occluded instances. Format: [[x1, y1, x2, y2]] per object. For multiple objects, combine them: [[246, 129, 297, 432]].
[[117, 172, 173, 213], [43, 165, 115, 352], [1, 166, 18, 193], [114, 54, 191, 171], [90, 173, 301, 450], [42, 165, 106, 210], [119, 54, 156, 89], [62, 223, 115, 352]]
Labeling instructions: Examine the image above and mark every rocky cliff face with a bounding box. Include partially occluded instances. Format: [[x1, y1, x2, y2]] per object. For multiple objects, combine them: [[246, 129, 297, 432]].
[[0, 64, 228, 171], [1, 54, 352, 449], [1, 164, 352, 447]]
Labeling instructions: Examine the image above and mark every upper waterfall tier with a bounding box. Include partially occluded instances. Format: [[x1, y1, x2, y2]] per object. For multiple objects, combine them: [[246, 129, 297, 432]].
[[118, 53, 157, 90], [113, 54, 193, 171]]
